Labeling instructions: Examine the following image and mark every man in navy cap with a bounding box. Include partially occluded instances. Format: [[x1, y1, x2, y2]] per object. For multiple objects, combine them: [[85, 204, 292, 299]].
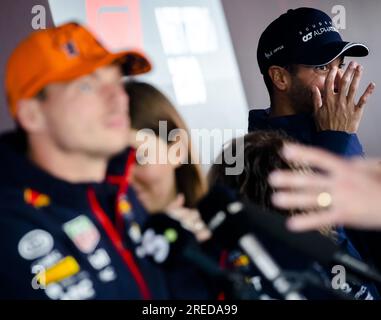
[[249, 7, 375, 157], [248, 7, 379, 299]]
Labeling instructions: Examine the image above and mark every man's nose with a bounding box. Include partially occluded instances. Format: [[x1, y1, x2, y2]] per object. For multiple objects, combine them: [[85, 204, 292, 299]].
[[104, 83, 128, 110]]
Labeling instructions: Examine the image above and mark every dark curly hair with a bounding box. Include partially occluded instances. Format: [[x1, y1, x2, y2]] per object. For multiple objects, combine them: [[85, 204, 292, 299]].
[[209, 130, 335, 238], [208, 130, 296, 216]]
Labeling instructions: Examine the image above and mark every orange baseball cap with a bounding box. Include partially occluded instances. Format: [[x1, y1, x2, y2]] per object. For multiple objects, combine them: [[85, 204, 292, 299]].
[[5, 22, 152, 117]]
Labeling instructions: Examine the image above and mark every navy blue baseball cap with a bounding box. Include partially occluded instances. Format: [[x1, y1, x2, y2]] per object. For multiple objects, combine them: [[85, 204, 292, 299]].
[[257, 7, 369, 74]]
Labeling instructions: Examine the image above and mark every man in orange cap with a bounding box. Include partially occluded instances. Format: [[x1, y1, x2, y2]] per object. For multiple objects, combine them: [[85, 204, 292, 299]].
[[0, 22, 183, 300]]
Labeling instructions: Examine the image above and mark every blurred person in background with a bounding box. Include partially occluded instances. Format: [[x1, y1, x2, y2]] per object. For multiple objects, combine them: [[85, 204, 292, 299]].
[[0, 22, 172, 299], [208, 131, 379, 299], [107, 81, 214, 299]]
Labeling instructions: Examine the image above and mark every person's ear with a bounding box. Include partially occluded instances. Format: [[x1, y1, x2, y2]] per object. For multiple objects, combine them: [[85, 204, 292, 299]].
[[268, 66, 292, 91], [15, 98, 47, 133]]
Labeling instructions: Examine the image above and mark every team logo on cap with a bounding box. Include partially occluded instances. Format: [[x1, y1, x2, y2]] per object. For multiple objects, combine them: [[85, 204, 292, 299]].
[[24, 188, 51, 208], [63, 215, 100, 254], [62, 41, 79, 58], [300, 21, 338, 43], [302, 32, 313, 42]]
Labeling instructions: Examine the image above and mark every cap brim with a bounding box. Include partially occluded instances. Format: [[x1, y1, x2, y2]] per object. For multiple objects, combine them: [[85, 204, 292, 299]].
[[12, 50, 152, 117], [296, 41, 369, 67], [115, 50, 152, 76], [23, 50, 151, 96]]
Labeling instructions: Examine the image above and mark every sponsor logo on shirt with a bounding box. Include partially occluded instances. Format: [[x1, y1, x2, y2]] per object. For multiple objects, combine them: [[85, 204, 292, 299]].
[[63, 215, 100, 254]]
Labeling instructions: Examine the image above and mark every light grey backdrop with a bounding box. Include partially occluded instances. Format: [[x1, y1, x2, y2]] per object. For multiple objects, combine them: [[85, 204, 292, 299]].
[[0, 0, 54, 132], [1, 0, 380, 157], [0, 0, 248, 169]]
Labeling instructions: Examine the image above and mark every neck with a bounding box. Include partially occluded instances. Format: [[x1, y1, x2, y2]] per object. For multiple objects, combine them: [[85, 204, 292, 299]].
[[269, 93, 297, 118], [28, 136, 108, 184], [160, 184, 180, 212]]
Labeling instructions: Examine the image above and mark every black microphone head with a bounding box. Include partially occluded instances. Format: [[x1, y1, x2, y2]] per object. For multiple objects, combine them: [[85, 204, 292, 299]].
[[198, 185, 340, 266], [138, 213, 197, 267], [197, 184, 238, 224], [241, 200, 341, 265], [197, 185, 252, 249]]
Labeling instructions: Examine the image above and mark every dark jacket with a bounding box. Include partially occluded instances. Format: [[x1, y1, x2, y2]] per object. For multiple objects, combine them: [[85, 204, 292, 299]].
[[248, 108, 379, 299], [0, 131, 191, 299], [107, 150, 217, 300], [248, 109, 364, 157]]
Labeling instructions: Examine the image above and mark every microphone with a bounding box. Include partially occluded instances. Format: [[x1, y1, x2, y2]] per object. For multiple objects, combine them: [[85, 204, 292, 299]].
[[137, 213, 261, 299], [198, 186, 306, 300], [136, 213, 218, 273], [198, 185, 381, 286]]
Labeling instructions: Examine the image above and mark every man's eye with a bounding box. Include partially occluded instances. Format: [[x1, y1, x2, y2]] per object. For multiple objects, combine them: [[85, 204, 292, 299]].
[[315, 65, 328, 71], [78, 82, 93, 92]]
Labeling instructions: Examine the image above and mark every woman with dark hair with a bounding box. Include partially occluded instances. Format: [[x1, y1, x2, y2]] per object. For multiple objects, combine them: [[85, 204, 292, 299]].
[[209, 130, 297, 217], [209, 130, 328, 229], [208, 130, 379, 300]]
